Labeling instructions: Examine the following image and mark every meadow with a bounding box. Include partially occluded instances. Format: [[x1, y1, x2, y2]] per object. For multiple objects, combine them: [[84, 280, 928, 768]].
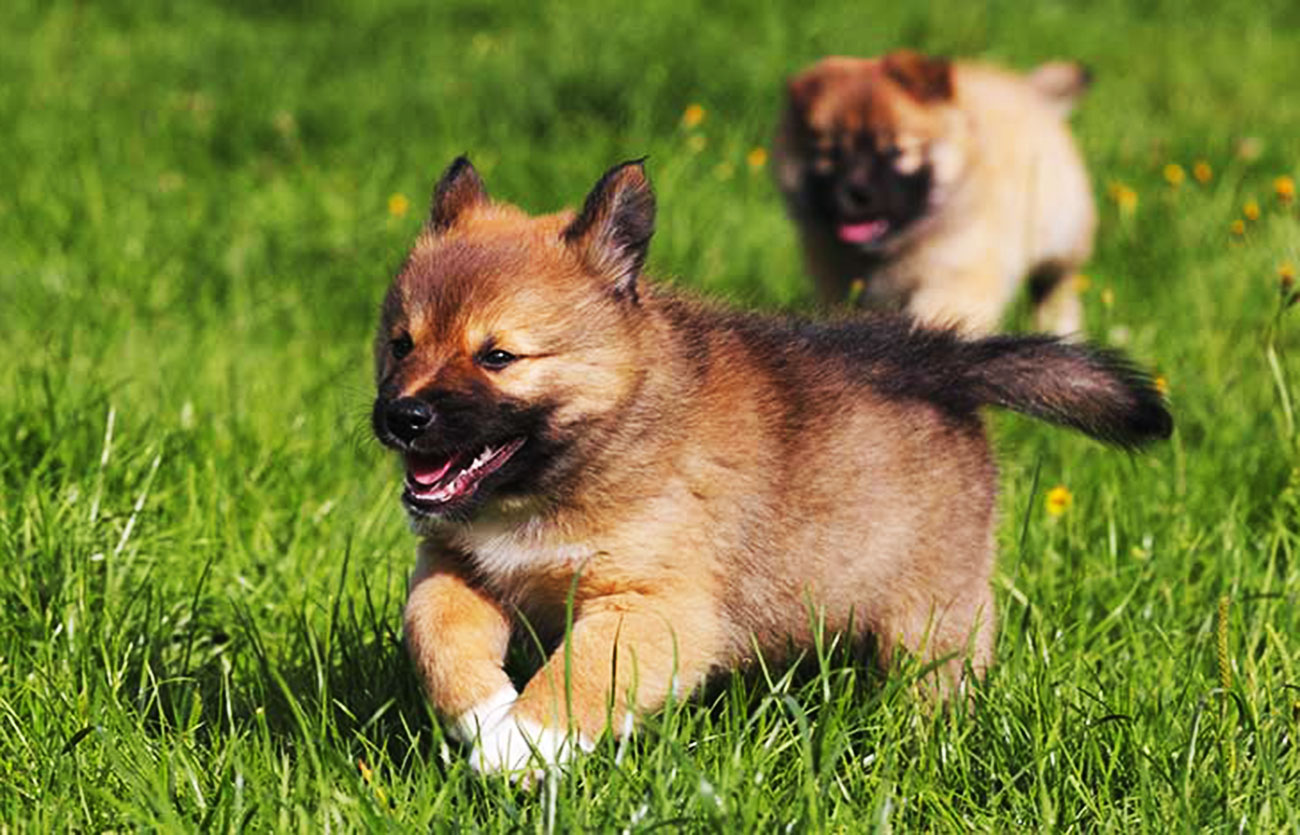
[[2, 0, 1300, 829]]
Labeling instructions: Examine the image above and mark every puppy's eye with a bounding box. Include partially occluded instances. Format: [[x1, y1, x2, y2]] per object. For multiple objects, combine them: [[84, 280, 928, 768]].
[[390, 332, 414, 361], [478, 348, 517, 371]]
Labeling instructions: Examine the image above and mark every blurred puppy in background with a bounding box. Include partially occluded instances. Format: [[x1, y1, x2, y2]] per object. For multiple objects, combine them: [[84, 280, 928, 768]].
[[774, 49, 1096, 336]]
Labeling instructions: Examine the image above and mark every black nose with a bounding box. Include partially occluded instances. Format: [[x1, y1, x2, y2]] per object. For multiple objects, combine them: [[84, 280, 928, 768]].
[[385, 397, 434, 444], [838, 181, 876, 215]]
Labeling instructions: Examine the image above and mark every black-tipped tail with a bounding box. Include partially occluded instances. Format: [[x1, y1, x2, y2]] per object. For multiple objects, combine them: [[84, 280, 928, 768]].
[[961, 335, 1172, 448]]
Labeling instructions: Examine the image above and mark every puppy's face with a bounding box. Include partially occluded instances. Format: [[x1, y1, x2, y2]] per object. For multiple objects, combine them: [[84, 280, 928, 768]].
[[779, 51, 964, 250], [372, 159, 654, 523]]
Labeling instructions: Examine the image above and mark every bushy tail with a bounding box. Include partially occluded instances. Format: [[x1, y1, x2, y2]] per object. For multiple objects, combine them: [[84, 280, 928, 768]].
[[960, 335, 1172, 448]]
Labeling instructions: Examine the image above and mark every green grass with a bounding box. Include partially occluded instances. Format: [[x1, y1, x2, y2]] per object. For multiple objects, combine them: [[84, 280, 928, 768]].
[[3, 0, 1300, 829]]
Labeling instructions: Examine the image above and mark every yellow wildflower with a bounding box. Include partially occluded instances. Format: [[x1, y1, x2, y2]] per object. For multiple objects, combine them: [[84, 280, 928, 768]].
[[1045, 485, 1073, 517], [1243, 200, 1260, 221], [688, 134, 707, 153], [387, 193, 410, 218], [1276, 175, 1296, 203], [1230, 218, 1245, 237], [747, 147, 768, 170], [1154, 375, 1168, 395], [1193, 160, 1212, 184], [1100, 287, 1115, 307], [847, 278, 866, 306], [1163, 163, 1185, 187], [1281, 262, 1296, 291], [1108, 183, 1138, 215], [682, 103, 706, 129], [357, 758, 387, 804]]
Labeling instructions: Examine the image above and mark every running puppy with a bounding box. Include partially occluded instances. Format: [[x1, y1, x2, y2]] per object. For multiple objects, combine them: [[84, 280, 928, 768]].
[[773, 50, 1096, 335], [372, 157, 1168, 777]]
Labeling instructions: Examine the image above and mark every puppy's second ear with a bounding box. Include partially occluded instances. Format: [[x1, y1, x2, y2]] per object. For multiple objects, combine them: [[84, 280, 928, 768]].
[[563, 160, 655, 300], [428, 156, 488, 233], [786, 71, 824, 117], [882, 50, 953, 102]]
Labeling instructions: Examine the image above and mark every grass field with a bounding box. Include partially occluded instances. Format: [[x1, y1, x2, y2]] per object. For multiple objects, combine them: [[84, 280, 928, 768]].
[[3, 0, 1300, 830]]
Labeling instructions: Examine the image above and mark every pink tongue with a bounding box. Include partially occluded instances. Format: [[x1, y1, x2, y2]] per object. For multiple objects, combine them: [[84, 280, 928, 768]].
[[409, 456, 457, 486], [838, 220, 888, 244]]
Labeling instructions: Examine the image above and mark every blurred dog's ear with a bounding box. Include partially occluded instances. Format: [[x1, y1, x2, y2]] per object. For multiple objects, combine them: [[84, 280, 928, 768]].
[[786, 71, 824, 117], [563, 159, 656, 301], [883, 50, 953, 102], [427, 156, 488, 234]]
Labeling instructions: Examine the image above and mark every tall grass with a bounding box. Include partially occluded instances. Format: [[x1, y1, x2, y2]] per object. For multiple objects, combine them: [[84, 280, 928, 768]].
[[2, 0, 1298, 829]]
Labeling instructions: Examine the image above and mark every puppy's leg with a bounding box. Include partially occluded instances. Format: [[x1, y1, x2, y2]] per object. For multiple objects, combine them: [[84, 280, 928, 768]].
[[907, 277, 1011, 336], [1029, 265, 1084, 338], [877, 582, 995, 700], [404, 541, 516, 750], [471, 598, 718, 775]]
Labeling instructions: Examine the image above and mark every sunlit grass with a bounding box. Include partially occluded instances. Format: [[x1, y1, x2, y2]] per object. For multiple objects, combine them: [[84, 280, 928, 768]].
[[2, 0, 1300, 829]]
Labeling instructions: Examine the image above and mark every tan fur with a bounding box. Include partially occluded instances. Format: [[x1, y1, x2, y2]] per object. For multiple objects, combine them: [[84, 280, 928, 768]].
[[773, 51, 1096, 336], [380, 160, 1167, 777], [387, 168, 1001, 768]]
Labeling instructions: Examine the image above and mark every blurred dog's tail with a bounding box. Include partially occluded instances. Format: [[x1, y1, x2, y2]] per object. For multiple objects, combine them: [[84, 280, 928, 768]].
[[1027, 60, 1092, 116], [960, 334, 1171, 448]]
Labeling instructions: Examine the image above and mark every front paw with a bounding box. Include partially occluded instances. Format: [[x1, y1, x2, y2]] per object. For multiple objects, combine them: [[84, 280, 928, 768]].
[[466, 716, 581, 778]]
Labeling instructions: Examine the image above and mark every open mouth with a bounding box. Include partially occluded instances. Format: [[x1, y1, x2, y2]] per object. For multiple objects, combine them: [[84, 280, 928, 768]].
[[837, 219, 890, 245], [403, 438, 526, 512]]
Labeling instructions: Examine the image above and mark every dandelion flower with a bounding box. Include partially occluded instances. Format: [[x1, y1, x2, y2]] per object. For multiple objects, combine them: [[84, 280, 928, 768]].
[[682, 103, 706, 129], [1230, 218, 1245, 237], [1101, 287, 1115, 307], [1154, 375, 1168, 395], [847, 278, 866, 306], [388, 193, 410, 218], [1045, 485, 1073, 517], [1163, 163, 1185, 187], [1281, 262, 1296, 291], [1243, 200, 1260, 221], [746, 147, 768, 170], [1277, 175, 1296, 203], [1108, 182, 1138, 215], [1193, 160, 1212, 183]]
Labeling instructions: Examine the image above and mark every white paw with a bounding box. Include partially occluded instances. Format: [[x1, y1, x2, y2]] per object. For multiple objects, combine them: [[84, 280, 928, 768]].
[[447, 685, 518, 746], [467, 717, 578, 776], [449, 687, 594, 779]]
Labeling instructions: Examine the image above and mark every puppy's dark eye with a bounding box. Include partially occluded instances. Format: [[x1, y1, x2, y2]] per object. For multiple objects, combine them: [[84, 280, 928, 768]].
[[478, 348, 517, 371], [390, 332, 414, 361]]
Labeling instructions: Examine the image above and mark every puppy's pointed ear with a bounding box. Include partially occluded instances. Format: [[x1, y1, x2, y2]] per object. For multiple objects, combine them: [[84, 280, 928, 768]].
[[563, 160, 655, 301], [882, 50, 953, 102], [427, 156, 488, 234], [786, 71, 824, 116]]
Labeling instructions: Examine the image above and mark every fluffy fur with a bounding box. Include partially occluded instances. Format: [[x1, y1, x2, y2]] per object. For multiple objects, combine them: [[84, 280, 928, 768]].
[[372, 158, 1169, 778]]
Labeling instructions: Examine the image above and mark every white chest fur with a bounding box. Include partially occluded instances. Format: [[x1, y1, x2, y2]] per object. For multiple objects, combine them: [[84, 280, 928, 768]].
[[450, 516, 594, 582]]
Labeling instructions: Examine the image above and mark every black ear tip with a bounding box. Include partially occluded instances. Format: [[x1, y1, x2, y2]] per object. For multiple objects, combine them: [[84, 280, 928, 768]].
[[443, 154, 476, 177], [609, 157, 652, 186]]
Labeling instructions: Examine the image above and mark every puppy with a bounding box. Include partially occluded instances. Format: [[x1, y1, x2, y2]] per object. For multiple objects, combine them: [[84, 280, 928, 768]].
[[372, 157, 1168, 777], [773, 50, 1096, 335]]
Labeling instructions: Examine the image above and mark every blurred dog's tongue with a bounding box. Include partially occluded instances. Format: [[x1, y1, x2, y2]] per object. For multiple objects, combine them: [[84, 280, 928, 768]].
[[409, 455, 457, 486], [838, 220, 888, 244]]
